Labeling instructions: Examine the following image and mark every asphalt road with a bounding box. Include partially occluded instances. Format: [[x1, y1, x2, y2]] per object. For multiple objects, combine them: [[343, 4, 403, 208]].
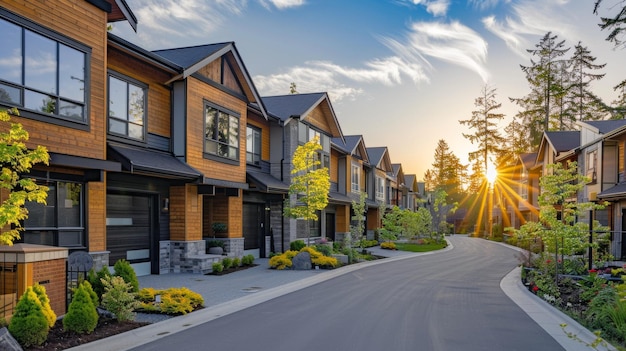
[[130, 236, 565, 351]]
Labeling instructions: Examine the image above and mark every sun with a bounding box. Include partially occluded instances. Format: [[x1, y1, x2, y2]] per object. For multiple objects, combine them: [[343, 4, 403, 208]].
[[486, 162, 497, 185]]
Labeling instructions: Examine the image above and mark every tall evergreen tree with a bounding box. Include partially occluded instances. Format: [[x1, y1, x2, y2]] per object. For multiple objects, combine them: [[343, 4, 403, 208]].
[[459, 84, 506, 175], [594, 1, 626, 94], [568, 42, 608, 121], [430, 139, 466, 202], [609, 81, 626, 119]]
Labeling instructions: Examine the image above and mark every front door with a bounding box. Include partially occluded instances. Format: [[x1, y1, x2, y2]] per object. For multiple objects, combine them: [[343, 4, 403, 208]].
[[325, 213, 335, 241], [621, 208, 626, 260]]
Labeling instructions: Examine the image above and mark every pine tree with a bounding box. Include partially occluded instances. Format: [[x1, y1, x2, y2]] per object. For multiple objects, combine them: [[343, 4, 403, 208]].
[[459, 84, 506, 175], [430, 139, 466, 202], [568, 42, 608, 121]]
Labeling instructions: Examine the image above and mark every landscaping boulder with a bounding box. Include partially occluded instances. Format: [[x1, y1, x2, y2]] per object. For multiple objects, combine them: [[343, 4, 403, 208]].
[[0, 327, 23, 351], [292, 251, 312, 270]]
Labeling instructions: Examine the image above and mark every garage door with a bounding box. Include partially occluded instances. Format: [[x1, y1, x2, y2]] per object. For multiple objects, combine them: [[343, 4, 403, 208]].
[[106, 194, 152, 276]]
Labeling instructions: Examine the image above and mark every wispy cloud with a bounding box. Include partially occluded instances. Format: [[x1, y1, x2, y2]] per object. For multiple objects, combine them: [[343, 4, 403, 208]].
[[382, 21, 490, 82], [482, 0, 579, 58], [259, 0, 306, 9], [395, 0, 450, 16], [469, 0, 510, 11]]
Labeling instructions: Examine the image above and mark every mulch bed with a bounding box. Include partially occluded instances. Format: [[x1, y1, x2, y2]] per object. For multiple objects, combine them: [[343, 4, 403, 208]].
[[206, 264, 258, 276]]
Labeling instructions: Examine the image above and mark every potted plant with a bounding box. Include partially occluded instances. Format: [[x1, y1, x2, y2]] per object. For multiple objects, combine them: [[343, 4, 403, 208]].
[[206, 239, 225, 255], [212, 222, 227, 236]]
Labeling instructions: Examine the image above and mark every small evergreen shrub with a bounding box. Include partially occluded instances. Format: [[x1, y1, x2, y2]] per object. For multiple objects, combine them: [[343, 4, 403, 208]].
[[313, 244, 332, 257], [268, 254, 293, 270], [32, 283, 56, 328], [114, 259, 139, 293], [101, 275, 140, 322], [232, 257, 241, 267], [80, 280, 99, 310], [222, 257, 233, 270], [9, 288, 49, 347], [381, 242, 397, 250], [212, 262, 224, 273], [301, 246, 339, 268], [242, 254, 255, 266], [137, 287, 204, 315], [290, 240, 306, 251], [63, 281, 98, 334], [87, 265, 111, 301]]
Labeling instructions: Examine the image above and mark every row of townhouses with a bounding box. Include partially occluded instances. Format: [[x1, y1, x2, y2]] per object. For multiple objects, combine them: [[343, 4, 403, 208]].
[[0, 1, 424, 277], [510, 119, 626, 260]]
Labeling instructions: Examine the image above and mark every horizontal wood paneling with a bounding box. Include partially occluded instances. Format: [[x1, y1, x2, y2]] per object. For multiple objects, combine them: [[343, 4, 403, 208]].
[[185, 77, 247, 183]]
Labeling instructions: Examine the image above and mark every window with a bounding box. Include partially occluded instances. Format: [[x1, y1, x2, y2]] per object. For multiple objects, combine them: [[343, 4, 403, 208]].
[[246, 125, 261, 165], [375, 176, 385, 201], [0, 12, 89, 124], [351, 163, 360, 193], [205, 104, 240, 160], [22, 180, 85, 248], [520, 168, 528, 200], [108, 73, 146, 140], [587, 149, 597, 184], [298, 121, 330, 170]]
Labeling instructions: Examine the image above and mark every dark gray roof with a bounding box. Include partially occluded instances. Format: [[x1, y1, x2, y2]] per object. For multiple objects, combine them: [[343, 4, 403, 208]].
[[261, 93, 326, 122], [108, 143, 202, 180], [392, 163, 401, 176], [545, 131, 580, 152], [152, 43, 231, 68], [331, 135, 363, 155], [366, 147, 387, 167], [598, 182, 626, 200], [583, 120, 626, 134], [520, 153, 537, 169]]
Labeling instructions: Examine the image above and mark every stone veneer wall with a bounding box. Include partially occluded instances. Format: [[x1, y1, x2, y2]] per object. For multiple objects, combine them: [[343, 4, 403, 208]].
[[89, 251, 109, 271]]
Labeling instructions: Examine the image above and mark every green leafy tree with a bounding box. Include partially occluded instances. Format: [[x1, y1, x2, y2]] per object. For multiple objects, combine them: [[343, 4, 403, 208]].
[[0, 108, 49, 245], [379, 206, 401, 242], [284, 136, 330, 240], [348, 191, 367, 248], [429, 188, 458, 235]]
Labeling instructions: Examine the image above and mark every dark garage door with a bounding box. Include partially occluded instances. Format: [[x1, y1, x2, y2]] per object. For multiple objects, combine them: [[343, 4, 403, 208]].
[[106, 193, 152, 276]]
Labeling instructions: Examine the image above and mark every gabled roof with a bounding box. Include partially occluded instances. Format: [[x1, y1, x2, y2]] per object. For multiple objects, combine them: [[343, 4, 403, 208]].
[[580, 119, 626, 134], [87, 0, 138, 31], [108, 33, 183, 74], [405, 174, 418, 192], [367, 147, 392, 172], [332, 135, 369, 163], [153, 42, 268, 119], [261, 93, 343, 141], [519, 153, 537, 170], [536, 131, 580, 165]]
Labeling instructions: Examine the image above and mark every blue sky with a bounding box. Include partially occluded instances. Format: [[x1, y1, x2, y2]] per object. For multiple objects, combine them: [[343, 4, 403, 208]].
[[112, 0, 626, 180]]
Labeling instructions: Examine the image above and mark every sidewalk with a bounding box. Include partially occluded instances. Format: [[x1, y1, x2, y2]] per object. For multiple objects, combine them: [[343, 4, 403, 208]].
[[67, 237, 613, 351]]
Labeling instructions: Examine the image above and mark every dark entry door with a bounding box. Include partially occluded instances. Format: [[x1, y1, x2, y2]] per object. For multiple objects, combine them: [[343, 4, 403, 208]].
[[106, 193, 154, 276], [622, 208, 626, 260], [325, 213, 335, 241], [243, 203, 265, 256]]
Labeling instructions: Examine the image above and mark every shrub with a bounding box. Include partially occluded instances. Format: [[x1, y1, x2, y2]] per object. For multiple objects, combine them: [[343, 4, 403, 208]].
[[269, 254, 293, 270], [63, 281, 98, 334], [80, 280, 99, 310], [301, 246, 338, 268], [87, 265, 111, 302], [314, 244, 332, 257], [222, 257, 233, 270], [101, 276, 140, 322], [242, 254, 255, 266], [114, 259, 139, 293], [137, 287, 204, 315], [381, 242, 396, 250], [290, 240, 306, 251], [32, 283, 56, 328], [212, 262, 224, 273], [9, 288, 49, 347]]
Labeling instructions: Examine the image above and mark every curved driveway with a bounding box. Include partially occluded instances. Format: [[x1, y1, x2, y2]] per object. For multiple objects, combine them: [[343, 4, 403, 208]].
[[130, 236, 567, 351]]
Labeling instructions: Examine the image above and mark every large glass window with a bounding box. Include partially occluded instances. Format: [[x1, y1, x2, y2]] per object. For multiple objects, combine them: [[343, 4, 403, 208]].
[[23, 180, 85, 248], [0, 14, 88, 123], [108, 74, 146, 140], [205, 104, 239, 160], [246, 125, 261, 165], [376, 176, 385, 201], [351, 163, 360, 193]]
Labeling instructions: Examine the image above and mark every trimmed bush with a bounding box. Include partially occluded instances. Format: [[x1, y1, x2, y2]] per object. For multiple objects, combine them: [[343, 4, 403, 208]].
[[63, 281, 98, 334], [9, 288, 49, 347], [101, 276, 140, 322], [137, 287, 204, 315], [87, 265, 111, 302], [222, 257, 233, 270], [242, 254, 255, 266], [212, 262, 224, 273], [32, 283, 56, 328], [232, 257, 241, 267], [114, 259, 139, 293], [290, 240, 306, 251], [381, 241, 397, 250]]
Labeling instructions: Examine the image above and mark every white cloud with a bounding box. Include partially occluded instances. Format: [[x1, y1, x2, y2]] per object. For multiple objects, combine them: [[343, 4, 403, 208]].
[[395, 0, 450, 16], [266, 0, 305, 9], [382, 21, 490, 82], [469, 0, 510, 11]]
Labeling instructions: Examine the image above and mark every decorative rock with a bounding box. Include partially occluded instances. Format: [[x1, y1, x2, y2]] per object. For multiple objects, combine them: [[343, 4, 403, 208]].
[[292, 251, 312, 270], [0, 327, 23, 351]]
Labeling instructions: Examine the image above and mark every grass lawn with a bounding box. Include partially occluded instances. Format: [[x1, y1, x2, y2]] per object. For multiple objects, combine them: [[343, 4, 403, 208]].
[[394, 242, 447, 252]]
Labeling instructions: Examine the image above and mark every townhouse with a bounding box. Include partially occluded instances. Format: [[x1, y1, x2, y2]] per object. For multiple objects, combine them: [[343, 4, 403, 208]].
[[1, 0, 422, 282]]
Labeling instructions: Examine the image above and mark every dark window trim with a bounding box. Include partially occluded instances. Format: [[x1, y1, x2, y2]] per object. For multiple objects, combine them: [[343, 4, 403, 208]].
[[107, 70, 148, 142], [0, 8, 92, 129], [246, 124, 261, 166], [203, 100, 241, 164]]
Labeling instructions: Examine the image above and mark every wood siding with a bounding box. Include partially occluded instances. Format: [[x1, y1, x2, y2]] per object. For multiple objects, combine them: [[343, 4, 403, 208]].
[[185, 77, 247, 183], [3, 0, 108, 160]]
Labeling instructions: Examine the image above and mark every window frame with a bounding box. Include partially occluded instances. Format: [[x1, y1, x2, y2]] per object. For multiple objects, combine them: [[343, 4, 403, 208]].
[[107, 71, 147, 142], [351, 163, 361, 193], [0, 9, 91, 129], [204, 101, 240, 162], [246, 125, 262, 165], [375, 175, 385, 201]]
